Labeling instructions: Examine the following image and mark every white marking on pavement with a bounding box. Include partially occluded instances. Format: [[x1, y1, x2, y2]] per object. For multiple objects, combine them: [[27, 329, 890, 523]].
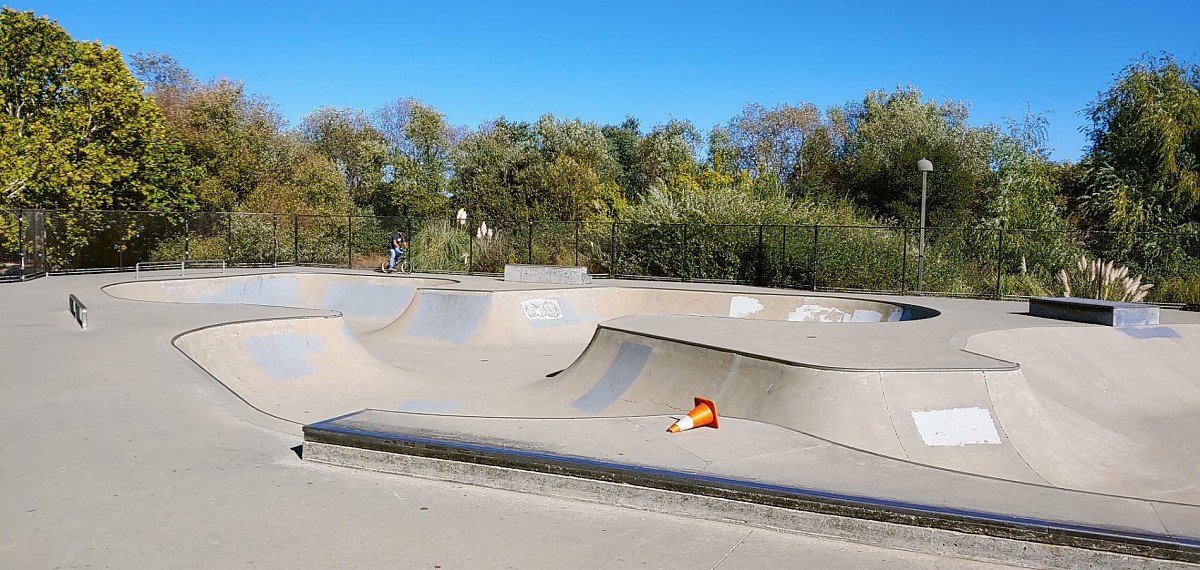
[[911, 407, 1002, 446]]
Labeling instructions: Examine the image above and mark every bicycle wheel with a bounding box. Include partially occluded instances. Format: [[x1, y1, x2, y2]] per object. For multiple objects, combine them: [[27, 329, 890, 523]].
[[400, 258, 412, 274], [380, 259, 390, 273]]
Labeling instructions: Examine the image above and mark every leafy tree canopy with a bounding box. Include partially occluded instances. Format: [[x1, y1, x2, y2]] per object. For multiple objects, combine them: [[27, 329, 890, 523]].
[[0, 8, 197, 212]]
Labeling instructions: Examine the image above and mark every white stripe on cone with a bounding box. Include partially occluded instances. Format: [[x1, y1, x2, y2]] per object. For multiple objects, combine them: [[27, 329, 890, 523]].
[[670, 415, 695, 432]]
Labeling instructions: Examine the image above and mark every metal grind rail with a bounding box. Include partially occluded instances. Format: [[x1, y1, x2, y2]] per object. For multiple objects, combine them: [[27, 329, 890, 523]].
[[68, 294, 87, 329]]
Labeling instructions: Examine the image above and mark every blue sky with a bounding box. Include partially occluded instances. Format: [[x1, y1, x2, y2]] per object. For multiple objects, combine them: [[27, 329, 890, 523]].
[[15, 0, 1200, 162]]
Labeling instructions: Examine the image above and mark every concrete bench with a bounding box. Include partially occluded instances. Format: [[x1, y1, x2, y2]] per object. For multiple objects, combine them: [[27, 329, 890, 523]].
[[503, 264, 591, 285], [1028, 297, 1159, 327]]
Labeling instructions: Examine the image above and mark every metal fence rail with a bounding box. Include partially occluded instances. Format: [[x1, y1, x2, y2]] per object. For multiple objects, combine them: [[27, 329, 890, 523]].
[[135, 259, 227, 278], [4, 209, 1198, 304]]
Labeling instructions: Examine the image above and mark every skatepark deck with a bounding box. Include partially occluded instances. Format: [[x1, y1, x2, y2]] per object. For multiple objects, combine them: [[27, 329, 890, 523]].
[[8, 268, 1200, 568]]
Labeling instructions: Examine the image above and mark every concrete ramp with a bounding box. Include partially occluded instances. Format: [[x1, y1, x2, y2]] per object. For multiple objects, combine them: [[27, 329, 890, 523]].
[[534, 325, 1046, 485], [173, 315, 444, 422], [106, 273, 453, 331], [374, 286, 927, 348], [967, 324, 1200, 503]]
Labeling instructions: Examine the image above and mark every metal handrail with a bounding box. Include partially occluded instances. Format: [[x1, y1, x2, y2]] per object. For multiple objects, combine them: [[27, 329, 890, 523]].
[[135, 259, 226, 278], [68, 294, 87, 330]]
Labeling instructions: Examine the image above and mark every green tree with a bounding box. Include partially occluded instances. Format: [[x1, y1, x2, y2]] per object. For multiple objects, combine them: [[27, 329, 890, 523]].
[[1079, 54, 1200, 264], [300, 106, 388, 208], [638, 119, 702, 193], [724, 102, 822, 193], [0, 8, 197, 213], [451, 118, 538, 221], [833, 87, 996, 227], [602, 116, 645, 201], [374, 98, 456, 219]]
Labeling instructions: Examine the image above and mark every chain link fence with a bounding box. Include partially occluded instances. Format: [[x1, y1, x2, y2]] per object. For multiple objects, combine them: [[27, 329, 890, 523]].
[[3, 209, 1198, 305]]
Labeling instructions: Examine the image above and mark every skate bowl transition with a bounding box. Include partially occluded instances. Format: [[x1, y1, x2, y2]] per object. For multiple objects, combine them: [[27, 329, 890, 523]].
[[105, 271, 1200, 565]]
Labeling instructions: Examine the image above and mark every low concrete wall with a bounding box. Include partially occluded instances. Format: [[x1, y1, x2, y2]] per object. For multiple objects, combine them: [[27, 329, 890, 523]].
[[303, 441, 1192, 569], [504, 264, 591, 285], [1029, 297, 1159, 327]]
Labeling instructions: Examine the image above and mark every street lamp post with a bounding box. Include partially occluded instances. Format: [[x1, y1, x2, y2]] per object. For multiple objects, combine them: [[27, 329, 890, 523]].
[[916, 158, 933, 294]]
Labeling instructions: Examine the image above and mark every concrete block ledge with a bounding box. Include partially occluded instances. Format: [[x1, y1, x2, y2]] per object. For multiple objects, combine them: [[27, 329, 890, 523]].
[[504, 264, 591, 285], [303, 415, 1198, 568], [1029, 296, 1160, 327]]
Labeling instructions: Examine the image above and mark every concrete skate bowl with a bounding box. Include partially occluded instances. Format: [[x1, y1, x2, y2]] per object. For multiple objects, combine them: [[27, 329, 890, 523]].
[[158, 278, 940, 424], [367, 286, 938, 349], [104, 273, 455, 332]]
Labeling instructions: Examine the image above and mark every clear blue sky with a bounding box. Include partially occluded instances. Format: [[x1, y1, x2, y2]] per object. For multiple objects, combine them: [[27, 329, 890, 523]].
[[14, 0, 1200, 162]]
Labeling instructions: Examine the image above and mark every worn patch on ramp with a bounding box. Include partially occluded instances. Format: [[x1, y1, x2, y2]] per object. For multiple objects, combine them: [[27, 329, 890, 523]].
[[243, 333, 323, 380], [198, 276, 298, 306], [403, 291, 491, 344], [570, 342, 652, 413]]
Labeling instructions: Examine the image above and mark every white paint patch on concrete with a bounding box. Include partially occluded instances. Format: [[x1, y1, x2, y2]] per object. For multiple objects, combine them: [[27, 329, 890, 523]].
[[787, 305, 850, 322], [911, 407, 1002, 446], [521, 299, 563, 320], [729, 296, 765, 318], [887, 307, 905, 322], [850, 309, 883, 322]]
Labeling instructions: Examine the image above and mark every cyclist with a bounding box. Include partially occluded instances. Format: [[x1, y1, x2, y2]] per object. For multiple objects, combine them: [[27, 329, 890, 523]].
[[386, 229, 408, 273]]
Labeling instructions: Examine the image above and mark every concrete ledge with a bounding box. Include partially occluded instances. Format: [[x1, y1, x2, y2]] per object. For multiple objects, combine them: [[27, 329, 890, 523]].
[[303, 413, 1198, 567], [504, 264, 591, 285], [1030, 297, 1160, 327], [303, 441, 1193, 569]]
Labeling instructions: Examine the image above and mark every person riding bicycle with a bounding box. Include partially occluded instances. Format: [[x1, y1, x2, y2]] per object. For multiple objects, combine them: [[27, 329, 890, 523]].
[[387, 229, 408, 273]]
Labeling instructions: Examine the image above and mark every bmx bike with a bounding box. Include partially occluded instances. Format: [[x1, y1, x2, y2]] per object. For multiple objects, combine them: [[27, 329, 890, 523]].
[[381, 252, 412, 274]]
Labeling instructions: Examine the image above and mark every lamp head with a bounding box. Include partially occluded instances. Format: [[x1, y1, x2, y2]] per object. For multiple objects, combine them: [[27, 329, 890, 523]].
[[917, 158, 933, 172]]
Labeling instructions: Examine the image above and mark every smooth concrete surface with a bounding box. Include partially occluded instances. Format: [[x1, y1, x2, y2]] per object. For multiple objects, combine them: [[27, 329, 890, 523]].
[[2, 269, 1027, 570], [6, 267, 1200, 568], [302, 411, 1200, 562]]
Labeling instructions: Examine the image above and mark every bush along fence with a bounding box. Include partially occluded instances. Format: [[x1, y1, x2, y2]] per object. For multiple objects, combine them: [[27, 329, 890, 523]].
[[2, 209, 1198, 305]]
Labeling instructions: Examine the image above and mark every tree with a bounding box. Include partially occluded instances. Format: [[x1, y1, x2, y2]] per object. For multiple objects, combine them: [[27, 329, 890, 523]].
[[1078, 53, 1200, 263], [602, 116, 645, 201], [300, 106, 388, 208], [0, 8, 197, 213], [833, 87, 996, 227], [724, 102, 822, 192], [451, 114, 625, 222], [374, 98, 456, 218], [638, 119, 702, 192]]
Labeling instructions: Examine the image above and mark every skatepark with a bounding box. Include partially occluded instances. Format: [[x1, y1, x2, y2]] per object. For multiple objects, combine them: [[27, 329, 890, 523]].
[[3, 267, 1199, 568]]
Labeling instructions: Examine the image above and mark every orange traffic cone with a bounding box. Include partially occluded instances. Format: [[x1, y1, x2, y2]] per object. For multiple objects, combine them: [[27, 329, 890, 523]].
[[667, 397, 719, 433]]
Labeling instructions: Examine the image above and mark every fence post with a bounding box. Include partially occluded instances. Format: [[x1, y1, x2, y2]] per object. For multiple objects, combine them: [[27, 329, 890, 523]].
[[226, 212, 233, 264], [272, 214, 278, 267], [117, 211, 126, 271], [467, 216, 473, 275], [681, 223, 689, 282], [780, 225, 788, 288], [995, 225, 1004, 299], [293, 214, 299, 266], [347, 214, 353, 269], [184, 215, 190, 263], [17, 211, 24, 275], [609, 222, 616, 278], [900, 226, 908, 295], [757, 224, 764, 285], [811, 225, 819, 291], [574, 222, 580, 267], [527, 220, 534, 264]]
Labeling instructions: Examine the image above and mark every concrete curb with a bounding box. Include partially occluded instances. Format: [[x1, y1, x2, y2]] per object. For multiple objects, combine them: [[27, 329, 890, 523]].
[[303, 441, 1195, 569]]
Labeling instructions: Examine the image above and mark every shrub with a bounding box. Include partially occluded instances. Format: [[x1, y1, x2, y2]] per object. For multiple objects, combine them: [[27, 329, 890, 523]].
[[1057, 256, 1152, 302]]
